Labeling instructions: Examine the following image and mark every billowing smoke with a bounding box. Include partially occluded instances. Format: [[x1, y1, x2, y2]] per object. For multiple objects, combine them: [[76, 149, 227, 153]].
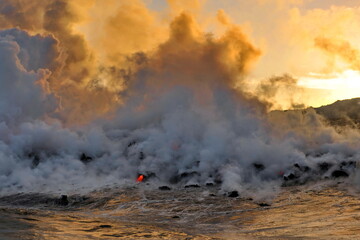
[[315, 37, 360, 70], [0, 29, 57, 124], [0, 0, 360, 198]]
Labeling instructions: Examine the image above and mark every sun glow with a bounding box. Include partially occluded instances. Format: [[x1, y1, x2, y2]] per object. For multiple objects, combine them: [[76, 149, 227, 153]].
[[299, 70, 360, 106]]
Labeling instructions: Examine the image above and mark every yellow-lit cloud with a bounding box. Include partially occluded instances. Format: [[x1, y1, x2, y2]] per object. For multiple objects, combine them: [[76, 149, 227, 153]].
[[2, 0, 360, 123]]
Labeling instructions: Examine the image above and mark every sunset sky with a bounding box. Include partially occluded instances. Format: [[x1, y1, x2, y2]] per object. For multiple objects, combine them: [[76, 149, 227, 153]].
[[136, 0, 360, 106], [2, 0, 360, 119]]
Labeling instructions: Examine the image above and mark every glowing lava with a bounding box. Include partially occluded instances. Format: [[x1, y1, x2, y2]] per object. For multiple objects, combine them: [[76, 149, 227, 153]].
[[137, 175, 144, 182]]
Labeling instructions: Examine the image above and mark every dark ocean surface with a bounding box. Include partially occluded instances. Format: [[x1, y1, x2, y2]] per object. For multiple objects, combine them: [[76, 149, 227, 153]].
[[0, 181, 360, 239]]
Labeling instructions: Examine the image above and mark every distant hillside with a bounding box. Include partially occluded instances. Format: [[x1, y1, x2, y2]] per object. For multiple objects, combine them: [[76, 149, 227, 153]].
[[268, 98, 360, 128], [315, 98, 360, 127]]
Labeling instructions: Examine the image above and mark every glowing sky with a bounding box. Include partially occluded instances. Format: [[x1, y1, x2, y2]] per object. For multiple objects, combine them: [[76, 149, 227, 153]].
[[2, 0, 360, 116], [142, 0, 360, 107]]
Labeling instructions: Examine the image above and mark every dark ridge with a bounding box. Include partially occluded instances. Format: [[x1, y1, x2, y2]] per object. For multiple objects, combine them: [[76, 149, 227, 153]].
[[270, 98, 360, 128], [315, 97, 360, 127]]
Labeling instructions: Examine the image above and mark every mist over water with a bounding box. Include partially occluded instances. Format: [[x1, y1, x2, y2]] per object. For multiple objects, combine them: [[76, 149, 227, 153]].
[[0, 1, 360, 199]]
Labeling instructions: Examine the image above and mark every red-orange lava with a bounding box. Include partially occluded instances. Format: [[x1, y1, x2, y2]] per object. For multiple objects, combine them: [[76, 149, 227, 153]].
[[137, 174, 144, 182]]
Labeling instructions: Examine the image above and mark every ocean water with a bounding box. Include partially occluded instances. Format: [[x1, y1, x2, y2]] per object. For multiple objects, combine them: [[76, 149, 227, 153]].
[[0, 181, 360, 239]]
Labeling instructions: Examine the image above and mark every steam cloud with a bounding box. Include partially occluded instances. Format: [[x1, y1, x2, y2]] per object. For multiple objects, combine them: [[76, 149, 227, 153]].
[[0, 0, 360, 197]]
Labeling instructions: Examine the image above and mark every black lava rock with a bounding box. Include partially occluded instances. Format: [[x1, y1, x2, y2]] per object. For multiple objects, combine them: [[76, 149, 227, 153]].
[[331, 170, 349, 178], [169, 171, 200, 184], [80, 153, 93, 163], [99, 225, 112, 228], [294, 163, 311, 172], [139, 151, 145, 160], [28, 153, 40, 168], [318, 162, 333, 172], [283, 173, 297, 181], [340, 161, 356, 168], [159, 186, 171, 191], [253, 163, 265, 171], [184, 184, 200, 188], [258, 202, 271, 207], [180, 171, 199, 178], [228, 191, 239, 198], [127, 141, 137, 147], [56, 195, 69, 206], [169, 175, 181, 184], [214, 178, 223, 184]]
